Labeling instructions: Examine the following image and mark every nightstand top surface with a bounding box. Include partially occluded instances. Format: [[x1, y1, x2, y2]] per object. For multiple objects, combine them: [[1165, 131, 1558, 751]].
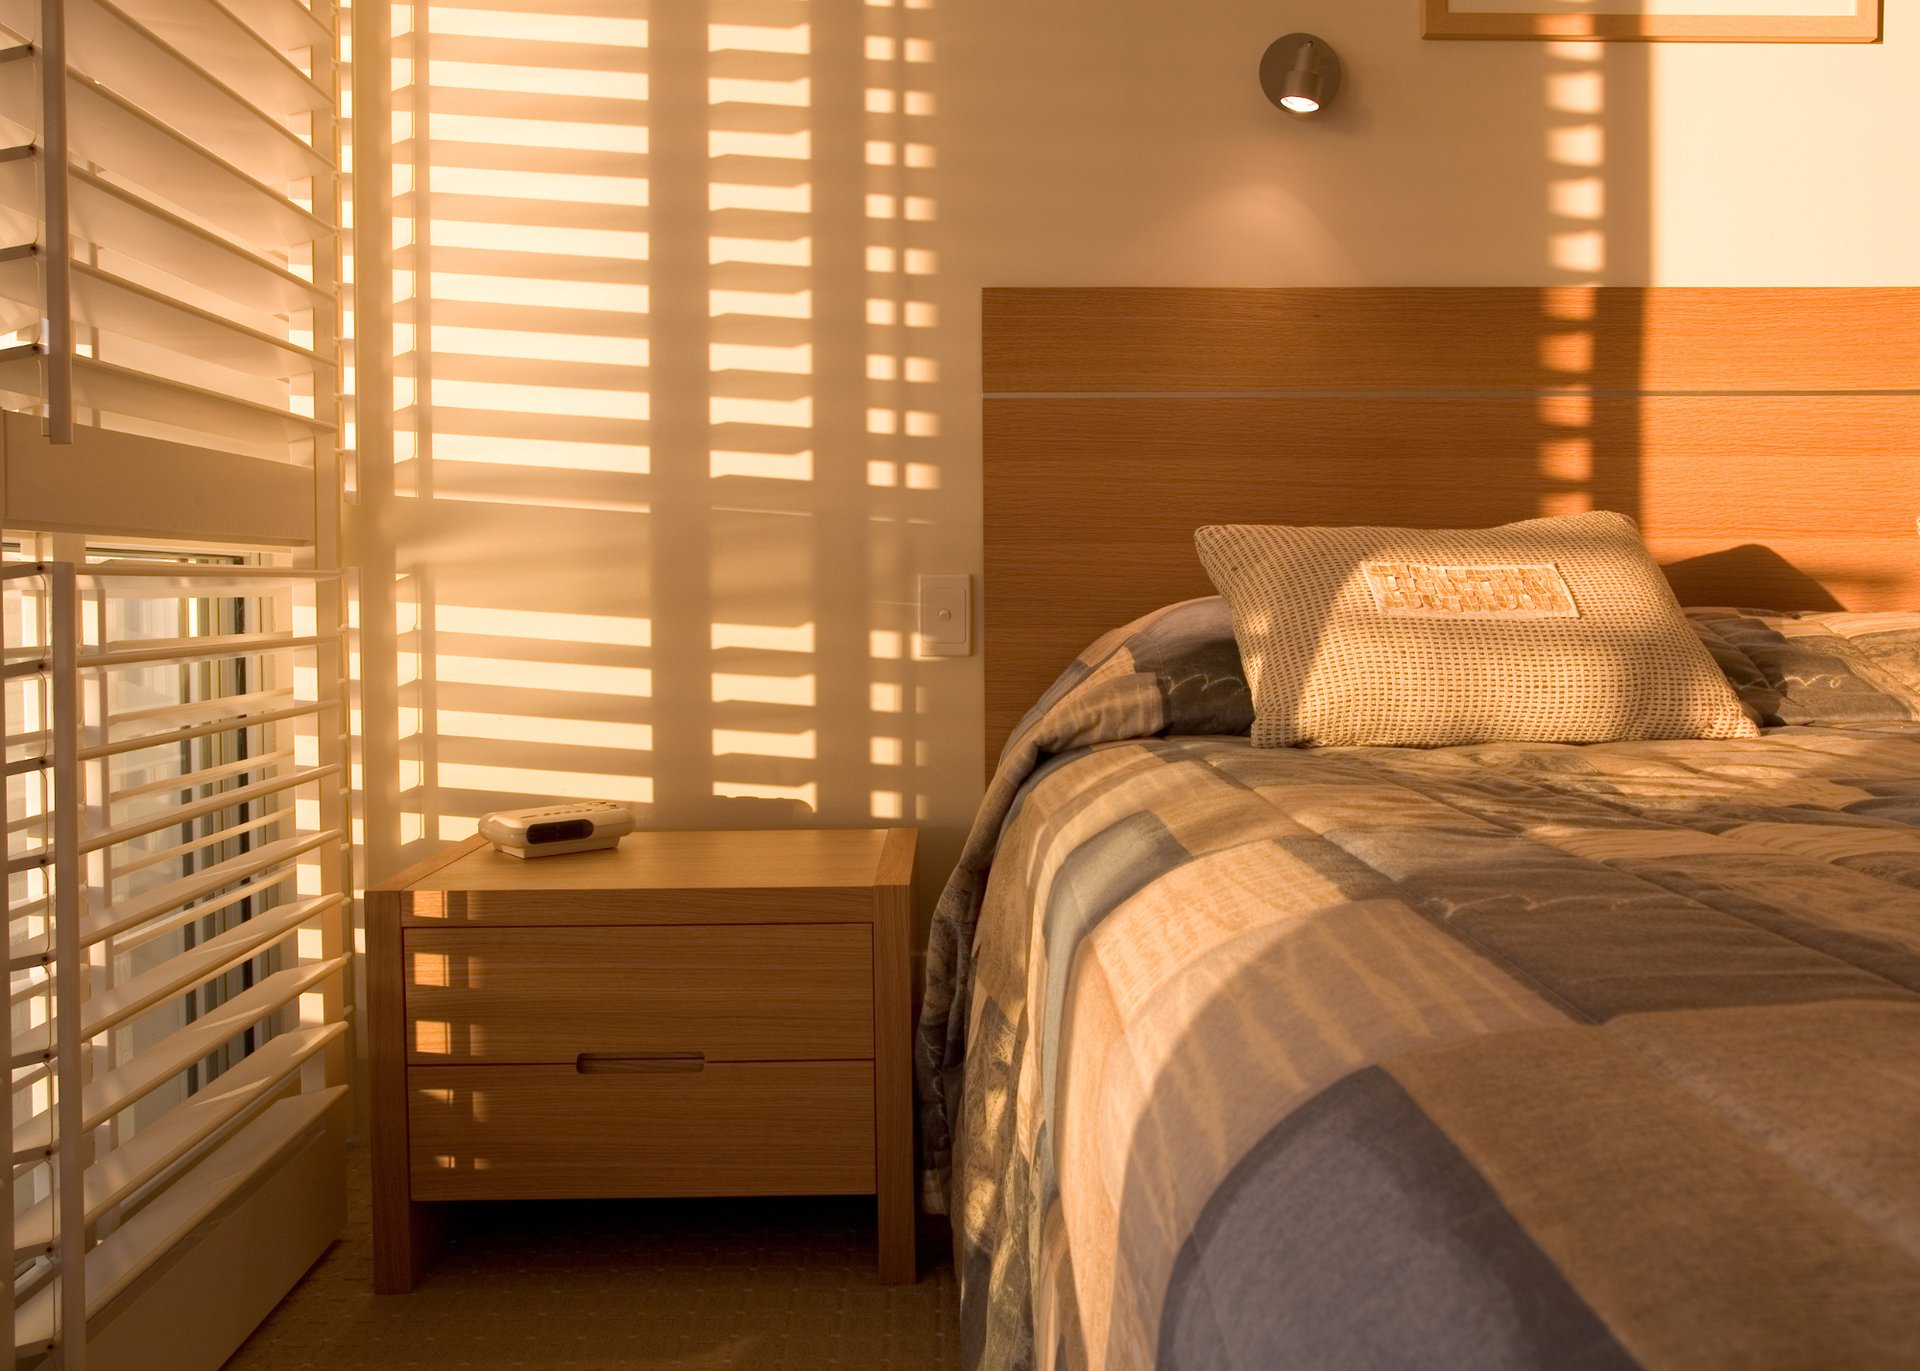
[[404, 827, 911, 894]]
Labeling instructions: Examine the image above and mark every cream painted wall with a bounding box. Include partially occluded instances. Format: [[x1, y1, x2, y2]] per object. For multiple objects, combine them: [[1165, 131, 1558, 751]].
[[350, 2, 1919, 923]]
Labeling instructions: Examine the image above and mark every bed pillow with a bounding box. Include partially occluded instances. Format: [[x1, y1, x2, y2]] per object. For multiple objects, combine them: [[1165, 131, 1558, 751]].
[[1687, 608, 1920, 727], [1195, 511, 1759, 747], [997, 596, 1252, 768]]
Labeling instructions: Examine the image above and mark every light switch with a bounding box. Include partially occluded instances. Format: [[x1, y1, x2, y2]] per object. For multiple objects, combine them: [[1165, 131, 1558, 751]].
[[918, 573, 971, 657]]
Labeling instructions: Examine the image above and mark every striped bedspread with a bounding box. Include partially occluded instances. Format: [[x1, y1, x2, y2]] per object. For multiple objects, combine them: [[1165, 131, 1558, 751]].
[[916, 598, 1920, 1371]]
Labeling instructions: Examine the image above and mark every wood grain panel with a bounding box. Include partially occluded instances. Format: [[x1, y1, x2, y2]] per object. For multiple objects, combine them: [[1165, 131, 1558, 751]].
[[981, 287, 1920, 772], [1652, 537, 1918, 610], [984, 288, 1920, 395], [986, 396, 1920, 542], [403, 924, 874, 1064], [407, 1061, 875, 1200]]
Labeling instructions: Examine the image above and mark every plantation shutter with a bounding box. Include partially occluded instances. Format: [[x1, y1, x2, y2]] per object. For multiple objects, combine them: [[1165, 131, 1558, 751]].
[[0, 2, 350, 1369], [0, 0, 338, 543]]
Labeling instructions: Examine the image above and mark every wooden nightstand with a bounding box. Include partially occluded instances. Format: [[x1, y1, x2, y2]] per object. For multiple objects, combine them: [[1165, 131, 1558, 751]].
[[368, 827, 918, 1291]]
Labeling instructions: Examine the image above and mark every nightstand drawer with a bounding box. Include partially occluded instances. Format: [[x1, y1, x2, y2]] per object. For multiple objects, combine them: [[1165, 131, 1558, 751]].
[[404, 924, 873, 1064], [407, 1061, 876, 1200]]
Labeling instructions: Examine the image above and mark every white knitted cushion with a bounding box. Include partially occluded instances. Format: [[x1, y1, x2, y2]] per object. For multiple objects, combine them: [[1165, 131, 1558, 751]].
[[1195, 511, 1759, 747]]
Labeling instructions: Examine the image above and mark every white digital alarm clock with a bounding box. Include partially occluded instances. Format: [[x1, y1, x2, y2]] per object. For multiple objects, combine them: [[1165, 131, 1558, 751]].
[[477, 801, 635, 859]]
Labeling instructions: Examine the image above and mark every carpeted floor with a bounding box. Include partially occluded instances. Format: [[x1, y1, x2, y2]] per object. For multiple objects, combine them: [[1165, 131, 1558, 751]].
[[224, 1149, 961, 1370]]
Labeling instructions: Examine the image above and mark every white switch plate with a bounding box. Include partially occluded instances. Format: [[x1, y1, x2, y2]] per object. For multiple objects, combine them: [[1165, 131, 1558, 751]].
[[918, 573, 971, 657]]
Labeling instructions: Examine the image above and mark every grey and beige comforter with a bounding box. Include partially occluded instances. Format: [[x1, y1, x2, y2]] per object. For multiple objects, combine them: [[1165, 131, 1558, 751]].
[[916, 598, 1920, 1371]]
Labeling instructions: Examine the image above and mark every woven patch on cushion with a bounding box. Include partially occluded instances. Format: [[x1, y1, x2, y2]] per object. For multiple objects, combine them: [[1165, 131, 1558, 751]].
[[1363, 562, 1578, 620], [1195, 511, 1759, 748]]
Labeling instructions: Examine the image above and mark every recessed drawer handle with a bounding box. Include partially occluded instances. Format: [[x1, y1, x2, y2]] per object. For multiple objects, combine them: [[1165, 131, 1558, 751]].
[[575, 1052, 705, 1074]]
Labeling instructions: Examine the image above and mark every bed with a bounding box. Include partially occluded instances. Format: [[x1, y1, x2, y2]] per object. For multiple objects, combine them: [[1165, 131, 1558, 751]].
[[917, 288, 1920, 1370]]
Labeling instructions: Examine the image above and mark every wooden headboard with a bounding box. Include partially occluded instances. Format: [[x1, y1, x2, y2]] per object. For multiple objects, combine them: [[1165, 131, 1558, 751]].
[[983, 287, 1920, 771]]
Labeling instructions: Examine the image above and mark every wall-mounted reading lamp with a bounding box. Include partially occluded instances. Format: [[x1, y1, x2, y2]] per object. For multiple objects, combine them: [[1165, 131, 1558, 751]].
[[1260, 33, 1340, 117]]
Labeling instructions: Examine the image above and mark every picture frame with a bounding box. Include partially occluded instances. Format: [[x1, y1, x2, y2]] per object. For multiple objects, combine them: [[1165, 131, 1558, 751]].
[[1422, 0, 1881, 42]]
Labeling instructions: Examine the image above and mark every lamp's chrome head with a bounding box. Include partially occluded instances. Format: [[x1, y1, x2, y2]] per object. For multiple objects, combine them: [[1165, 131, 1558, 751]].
[[1261, 34, 1341, 118]]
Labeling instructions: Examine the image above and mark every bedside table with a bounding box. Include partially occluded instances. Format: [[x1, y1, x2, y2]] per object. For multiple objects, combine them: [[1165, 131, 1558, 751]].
[[367, 827, 917, 1292]]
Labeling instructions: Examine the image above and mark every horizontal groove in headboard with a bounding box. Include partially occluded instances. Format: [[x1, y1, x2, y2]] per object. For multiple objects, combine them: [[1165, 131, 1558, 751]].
[[983, 287, 1920, 395], [981, 287, 1920, 777]]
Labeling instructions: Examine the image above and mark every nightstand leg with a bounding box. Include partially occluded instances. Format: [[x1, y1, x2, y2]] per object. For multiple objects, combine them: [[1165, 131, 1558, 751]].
[[373, 1190, 443, 1294], [369, 882, 445, 1292], [873, 866, 917, 1284], [877, 1170, 916, 1286]]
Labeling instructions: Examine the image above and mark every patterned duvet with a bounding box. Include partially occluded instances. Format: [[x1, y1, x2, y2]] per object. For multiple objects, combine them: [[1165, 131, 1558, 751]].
[[917, 598, 1920, 1371]]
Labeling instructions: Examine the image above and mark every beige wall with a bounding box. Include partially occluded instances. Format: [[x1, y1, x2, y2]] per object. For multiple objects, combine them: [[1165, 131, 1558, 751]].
[[351, 2, 1920, 916]]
